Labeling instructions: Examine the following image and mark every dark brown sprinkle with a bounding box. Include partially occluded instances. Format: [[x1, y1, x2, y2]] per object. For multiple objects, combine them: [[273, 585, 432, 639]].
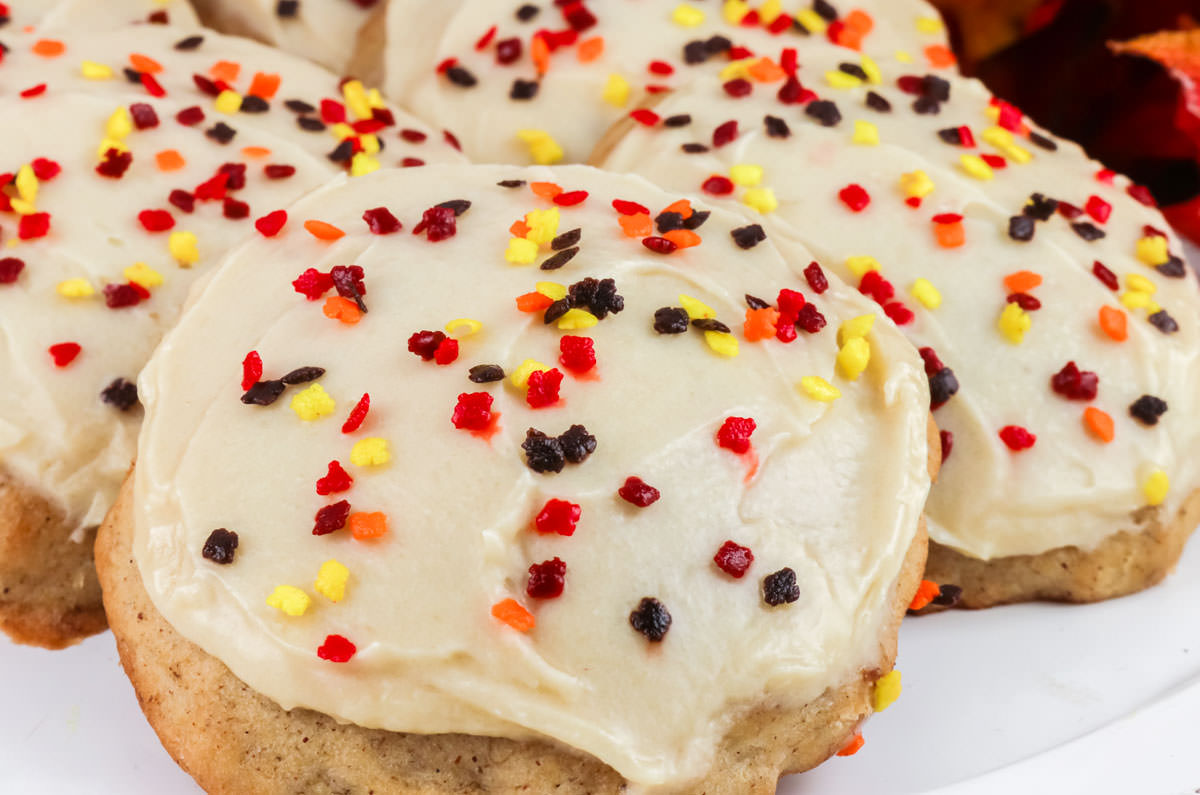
[[540, 247, 579, 271], [653, 307, 690, 334], [551, 228, 581, 250], [937, 127, 963, 145], [1129, 395, 1168, 426], [123, 67, 143, 84], [705, 34, 732, 54], [436, 199, 471, 216], [174, 35, 204, 50], [281, 366, 325, 385], [445, 65, 477, 87], [805, 99, 841, 126], [298, 116, 327, 132], [328, 140, 354, 162], [865, 91, 892, 112], [558, 424, 597, 464], [1071, 222, 1106, 242], [745, 294, 770, 310], [1023, 193, 1058, 221], [543, 298, 572, 324], [511, 79, 539, 100], [683, 40, 709, 64], [838, 62, 868, 80], [813, 0, 839, 21], [922, 75, 951, 102], [202, 529, 239, 564], [240, 95, 269, 113], [731, 224, 766, 249], [682, 210, 710, 230], [101, 378, 139, 411], [568, 277, 623, 319], [206, 122, 237, 144], [655, 211, 684, 233], [241, 379, 286, 406], [515, 3, 539, 21], [692, 318, 731, 333], [497, 179, 526, 188], [1149, 309, 1179, 334], [762, 567, 800, 606], [276, 0, 299, 17], [469, 364, 506, 383], [629, 597, 671, 642], [681, 143, 709, 154], [284, 99, 315, 114], [1008, 215, 1035, 242], [931, 583, 962, 607], [913, 96, 941, 114], [663, 114, 692, 127], [1028, 131, 1057, 151], [1157, 256, 1187, 279], [523, 429, 566, 473], [929, 368, 959, 408], [764, 115, 790, 138]]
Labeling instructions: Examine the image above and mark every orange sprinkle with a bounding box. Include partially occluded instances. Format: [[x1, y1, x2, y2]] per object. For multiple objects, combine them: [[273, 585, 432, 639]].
[[323, 296, 363, 325], [348, 511, 388, 540], [577, 36, 604, 63], [844, 9, 875, 34], [155, 149, 186, 172], [31, 39, 65, 57], [1003, 270, 1042, 293], [618, 212, 652, 237], [924, 44, 957, 69], [209, 60, 241, 83], [247, 71, 281, 99], [662, 229, 701, 249], [1098, 305, 1127, 341], [304, 220, 345, 241], [531, 35, 551, 75], [510, 219, 531, 237], [661, 199, 693, 219], [933, 220, 965, 248], [747, 57, 786, 83], [743, 307, 780, 342], [1083, 407, 1114, 443], [837, 29, 865, 50], [530, 181, 563, 200], [240, 146, 272, 159], [836, 733, 865, 757], [908, 579, 940, 611], [129, 53, 163, 74], [491, 598, 535, 632], [516, 291, 554, 313]]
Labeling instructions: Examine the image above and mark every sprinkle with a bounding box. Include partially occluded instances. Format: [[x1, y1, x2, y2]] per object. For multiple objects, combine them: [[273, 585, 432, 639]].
[[845, 256, 881, 280], [266, 585, 310, 617], [138, 209, 175, 232], [762, 567, 800, 606], [999, 425, 1036, 451], [492, 598, 536, 632], [323, 296, 363, 325], [742, 187, 778, 214], [799, 376, 841, 402], [899, 170, 934, 199], [997, 303, 1031, 344], [314, 559, 350, 602], [629, 597, 671, 641], [717, 416, 756, 454], [517, 129, 564, 165], [317, 635, 356, 663], [872, 670, 901, 711], [1098, 306, 1127, 341], [255, 210, 288, 237], [960, 155, 994, 180], [852, 120, 880, 146], [166, 231, 199, 267], [839, 184, 871, 212], [1143, 470, 1169, 506], [304, 220, 344, 241], [1136, 236, 1169, 266], [1129, 395, 1168, 426], [837, 734, 865, 757], [350, 438, 390, 467], [1083, 407, 1114, 443], [290, 384, 335, 421], [315, 461, 353, 495], [672, 3, 706, 26], [837, 337, 870, 380], [124, 262, 163, 288], [838, 314, 875, 344], [56, 279, 94, 298], [341, 394, 370, 434], [348, 511, 388, 540], [201, 529, 238, 564], [1003, 270, 1042, 293], [908, 580, 941, 611], [527, 557, 567, 600]]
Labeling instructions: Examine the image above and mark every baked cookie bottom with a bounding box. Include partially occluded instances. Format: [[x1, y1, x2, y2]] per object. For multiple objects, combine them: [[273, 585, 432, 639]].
[[97, 470, 928, 794], [0, 468, 106, 648], [924, 487, 1200, 608]]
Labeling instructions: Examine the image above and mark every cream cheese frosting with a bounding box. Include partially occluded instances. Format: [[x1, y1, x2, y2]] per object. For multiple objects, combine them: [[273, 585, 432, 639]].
[[5, 0, 196, 33], [381, 0, 953, 165], [134, 164, 931, 788], [596, 55, 1200, 560], [0, 26, 463, 538]]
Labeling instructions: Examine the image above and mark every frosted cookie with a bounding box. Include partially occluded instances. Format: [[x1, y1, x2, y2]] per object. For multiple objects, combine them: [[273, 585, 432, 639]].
[[376, 0, 954, 164], [3, 0, 196, 32], [188, 0, 378, 76], [98, 164, 933, 790], [0, 26, 463, 648], [595, 44, 1200, 606]]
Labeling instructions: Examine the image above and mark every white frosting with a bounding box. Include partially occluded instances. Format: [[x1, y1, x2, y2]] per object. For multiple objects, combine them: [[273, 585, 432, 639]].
[[134, 164, 930, 788], [383, 0, 951, 164], [0, 27, 462, 536], [6, 0, 197, 32], [597, 62, 1200, 559]]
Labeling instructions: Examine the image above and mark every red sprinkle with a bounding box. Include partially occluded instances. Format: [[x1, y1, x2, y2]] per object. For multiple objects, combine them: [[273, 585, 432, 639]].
[[642, 236, 678, 254], [241, 351, 262, 390], [1127, 184, 1157, 207], [316, 460, 354, 495], [702, 175, 735, 195], [1006, 292, 1042, 311], [316, 634, 356, 662], [618, 476, 660, 507], [884, 301, 915, 325], [48, 342, 81, 368], [362, 207, 401, 234], [451, 392, 494, 431], [717, 417, 756, 454], [1085, 195, 1112, 224], [140, 72, 166, 97], [939, 430, 954, 462], [137, 209, 175, 232], [20, 83, 47, 99], [475, 24, 498, 50], [648, 60, 674, 76], [18, 213, 50, 240], [804, 262, 829, 294], [407, 330, 447, 360], [31, 158, 61, 180], [104, 282, 145, 309], [412, 206, 457, 241], [434, 337, 460, 366], [292, 267, 334, 300], [713, 540, 754, 578], [534, 499, 581, 536], [1091, 261, 1118, 291], [526, 557, 567, 599], [342, 393, 370, 433], [0, 258, 26, 284], [559, 335, 596, 374], [629, 109, 661, 127], [313, 500, 351, 535], [553, 190, 589, 207], [777, 288, 806, 318], [723, 78, 753, 97], [839, 184, 871, 212], [712, 119, 738, 147], [612, 199, 649, 216], [998, 425, 1036, 451], [526, 368, 564, 408], [1049, 361, 1098, 401], [255, 209, 288, 237]]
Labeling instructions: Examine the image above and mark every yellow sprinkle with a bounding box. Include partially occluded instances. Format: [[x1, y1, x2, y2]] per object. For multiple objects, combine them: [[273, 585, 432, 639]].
[[679, 294, 716, 320], [444, 318, 482, 338], [511, 359, 550, 390], [873, 670, 902, 712], [722, 0, 750, 24], [290, 383, 336, 421], [524, 208, 561, 245], [1143, 469, 1169, 506], [350, 437, 391, 467], [124, 262, 163, 288], [960, 154, 994, 181], [9, 198, 35, 216], [704, 331, 738, 357], [794, 7, 827, 33], [742, 187, 778, 214], [15, 164, 37, 206], [895, 49, 914, 63], [981, 126, 1014, 148], [1120, 290, 1153, 310], [602, 73, 631, 108], [1136, 236, 1169, 266], [910, 278, 942, 309], [505, 237, 539, 265], [671, 3, 706, 27], [860, 54, 882, 84], [56, 278, 94, 298], [557, 308, 599, 330], [1146, 300, 1162, 315], [845, 255, 881, 279], [535, 281, 568, 300], [852, 120, 879, 146], [342, 79, 372, 120], [837, 314, 875, 345], [1125, 273, 1157, 294], [758, 0, 783, 24], [1003, 144, 1033, 165], [517, 129, 564, 165], [330, 122, 355, 142], [105, 107, 132, 140], [799, 376, 841, 402], [997, 302, 1031, 344], [214, 90, 242, 115], [359, 133, 381, 156], [96, 137, 128, 159], [266, 585, 310, 617], [314, 559, 350, 603], [837, 337, 871, 381], [916, 16, 944, 34], [80, 60, 114, 80], [366, 88, 386, 110], [899, 170, 934, 199], [719, 57, 755, 81], [350, 152, 380, 177], [168, 231, 199, 267], [729, 163, 763, 187], [825, 70, 862, 90]]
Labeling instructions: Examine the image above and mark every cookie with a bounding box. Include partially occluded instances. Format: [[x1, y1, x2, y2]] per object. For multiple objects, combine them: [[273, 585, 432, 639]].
[[103, 164, 933, 789], [593, 43, 1200, 605], [6, 0, 196, 32], [0, 25, 463, 648]]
